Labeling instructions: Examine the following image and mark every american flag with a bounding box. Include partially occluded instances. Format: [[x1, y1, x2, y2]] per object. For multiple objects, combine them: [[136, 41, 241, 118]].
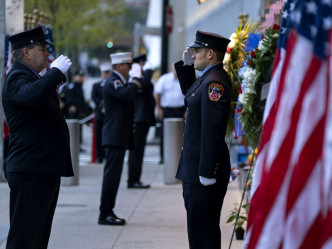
[[39, 24, 56, 76], [244, 0, 332, 248], [4, 35, 13, 78], [43, 25, 55, 64]]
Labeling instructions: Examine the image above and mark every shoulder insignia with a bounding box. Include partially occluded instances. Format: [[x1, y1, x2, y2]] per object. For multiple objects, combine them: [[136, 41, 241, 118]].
[[208, 83, 224, 101], [113, 79, 123, 89]]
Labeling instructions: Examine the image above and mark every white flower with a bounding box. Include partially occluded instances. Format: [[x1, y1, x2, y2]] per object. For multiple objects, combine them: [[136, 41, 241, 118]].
[[238, 93, 246, 105], [223, 53, 230, 64], [258, 40, 268, 53], [243, 68, 256, 82], [228, 32, 237, 49]]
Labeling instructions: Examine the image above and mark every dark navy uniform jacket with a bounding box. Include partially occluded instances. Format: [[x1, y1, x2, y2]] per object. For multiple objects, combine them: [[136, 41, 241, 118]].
[[2, 61, 73, 177], [91, 80, 105, 122], [134, 69, 156, 126], [174, 61, 231, 185], [102, 71, 141, 149], [60, 81, 85, 119]]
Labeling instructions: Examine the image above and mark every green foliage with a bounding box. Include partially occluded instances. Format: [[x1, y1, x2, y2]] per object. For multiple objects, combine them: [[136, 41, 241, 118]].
[[226, 203, 249, 231], [25, 0, 126, 57], [238, 25, 279, 147], [223, 20, 258, 137]]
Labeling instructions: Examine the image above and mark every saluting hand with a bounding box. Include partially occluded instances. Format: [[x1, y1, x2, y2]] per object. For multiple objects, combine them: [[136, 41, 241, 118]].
[[182, 47, 194, 65], [51, 55, 72, 74]]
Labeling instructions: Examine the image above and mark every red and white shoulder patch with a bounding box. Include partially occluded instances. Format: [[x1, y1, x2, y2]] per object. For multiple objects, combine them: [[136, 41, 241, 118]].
[[208, 83, 224, 102]]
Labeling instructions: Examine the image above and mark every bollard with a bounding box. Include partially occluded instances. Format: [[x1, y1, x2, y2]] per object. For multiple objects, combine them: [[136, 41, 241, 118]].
[[62, 119, 80, 186], [163, 118, 184, 184]]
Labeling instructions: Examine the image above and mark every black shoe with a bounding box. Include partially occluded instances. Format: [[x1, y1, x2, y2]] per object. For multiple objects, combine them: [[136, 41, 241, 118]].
[[128, 181, 150, 189], [98, 214, 126, 226]]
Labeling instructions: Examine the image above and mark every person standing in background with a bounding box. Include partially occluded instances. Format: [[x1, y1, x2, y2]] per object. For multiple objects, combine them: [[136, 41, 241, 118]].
[[91, 63, 112, 163], [127, 54, 155, 189], [174, 30, 231, 249], [59, 69, 86, 119], [98, 52, 143, 226], [154, 66, 186, 164], [2, 27, 73, 249]]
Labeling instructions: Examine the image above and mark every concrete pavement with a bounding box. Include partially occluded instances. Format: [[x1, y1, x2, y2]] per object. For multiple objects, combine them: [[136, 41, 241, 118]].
[[0, 124, 245, 249]]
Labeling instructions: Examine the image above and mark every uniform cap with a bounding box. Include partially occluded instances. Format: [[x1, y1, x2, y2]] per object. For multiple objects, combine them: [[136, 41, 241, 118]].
[[99, 63, 112, 72], [188, 30, 230, 52], [73, 69, 84, 76], [133, 54, 147, 63], [110, 52, 133, 65], [9, 26, 52, 50]]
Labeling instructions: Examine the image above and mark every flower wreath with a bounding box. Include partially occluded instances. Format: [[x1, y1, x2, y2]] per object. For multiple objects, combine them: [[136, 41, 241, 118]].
[[237, 24, 280, 147], [223, 20, 258, 138]]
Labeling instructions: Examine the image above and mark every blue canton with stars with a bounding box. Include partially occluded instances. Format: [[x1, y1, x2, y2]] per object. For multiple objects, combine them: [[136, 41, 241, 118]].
[[280, 0, 332, 59]]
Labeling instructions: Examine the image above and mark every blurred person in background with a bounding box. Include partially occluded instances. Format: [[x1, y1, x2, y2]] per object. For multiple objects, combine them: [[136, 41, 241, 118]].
[[127, 54, 155, 189], [59, 69, 91, 151], [154, 65, 186, 164], [59, 69, 86, 119], [91, 63, 112, 163], [98, 52, 144, 226]]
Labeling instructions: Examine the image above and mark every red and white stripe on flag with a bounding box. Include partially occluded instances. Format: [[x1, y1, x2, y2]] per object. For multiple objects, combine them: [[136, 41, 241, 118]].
[[244, 0, 332, 248]]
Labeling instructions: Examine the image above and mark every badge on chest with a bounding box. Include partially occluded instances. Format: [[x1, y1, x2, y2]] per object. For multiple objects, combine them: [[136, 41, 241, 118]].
[[208, 83, 224, 102]]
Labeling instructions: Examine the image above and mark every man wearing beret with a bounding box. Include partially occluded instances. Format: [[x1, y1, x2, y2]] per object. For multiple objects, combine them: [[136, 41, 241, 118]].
[[98, 52, 143, 226], [2, 26, 73, 249], [174, 30, 232, 249]]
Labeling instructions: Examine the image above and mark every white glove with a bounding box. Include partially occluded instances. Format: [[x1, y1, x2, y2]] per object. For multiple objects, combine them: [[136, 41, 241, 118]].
[[182, 47, 194, 65], [199, 176, 216, 186], [51, 55, 72, 74], [129, 63, 142, 78], [142, 60, 153, 71]]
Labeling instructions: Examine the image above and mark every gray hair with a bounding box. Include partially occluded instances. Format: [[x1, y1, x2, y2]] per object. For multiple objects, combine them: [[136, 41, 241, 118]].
[[12, 44, 35, 62]]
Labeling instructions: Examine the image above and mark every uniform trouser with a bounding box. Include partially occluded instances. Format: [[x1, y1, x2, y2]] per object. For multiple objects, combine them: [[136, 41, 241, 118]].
[[128, 123, 149, 184], [182, 180, 228, 249], [94, 120, 105, 162], [6, 173, 60, 249], [160, 107, 186, 162], [99, 146, 126, 218]]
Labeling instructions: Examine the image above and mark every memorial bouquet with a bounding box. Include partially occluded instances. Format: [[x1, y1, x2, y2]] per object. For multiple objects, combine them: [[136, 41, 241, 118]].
[[223, 20, 258, 138], [237, 24, 280, 147]]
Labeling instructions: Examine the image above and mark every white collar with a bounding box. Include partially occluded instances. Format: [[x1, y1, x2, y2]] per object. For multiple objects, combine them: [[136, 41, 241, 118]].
[[113, 70, 127, 83]]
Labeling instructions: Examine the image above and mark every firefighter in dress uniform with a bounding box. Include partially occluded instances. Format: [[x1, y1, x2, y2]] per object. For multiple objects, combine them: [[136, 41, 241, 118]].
[[174, 30, 232, 249], [98, 52, 144, 226]]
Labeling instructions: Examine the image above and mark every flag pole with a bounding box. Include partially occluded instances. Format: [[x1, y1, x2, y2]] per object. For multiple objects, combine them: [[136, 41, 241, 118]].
[[228, 126, 262, 249]]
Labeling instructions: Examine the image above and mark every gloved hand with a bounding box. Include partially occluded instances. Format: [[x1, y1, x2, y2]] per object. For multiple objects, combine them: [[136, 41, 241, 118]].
[[142, 60, 153, 71], [129, 63, 142, 78], [51, 55, 72, 74], [182, 47, 194, 65], [199, 176, 216, 186]]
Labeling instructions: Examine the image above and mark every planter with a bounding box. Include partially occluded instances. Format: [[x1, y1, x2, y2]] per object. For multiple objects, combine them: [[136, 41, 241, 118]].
[[235, 228, 245, 240]]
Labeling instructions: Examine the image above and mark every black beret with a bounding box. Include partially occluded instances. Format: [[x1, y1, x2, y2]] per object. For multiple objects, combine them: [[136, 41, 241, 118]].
[[8, 26, 52, 50], [133, 54, 147, 63], [188, 30, 230, 52]]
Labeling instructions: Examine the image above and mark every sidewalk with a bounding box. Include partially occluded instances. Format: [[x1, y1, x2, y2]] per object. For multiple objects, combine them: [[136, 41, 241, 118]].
[[0, 126, 245, 249]]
